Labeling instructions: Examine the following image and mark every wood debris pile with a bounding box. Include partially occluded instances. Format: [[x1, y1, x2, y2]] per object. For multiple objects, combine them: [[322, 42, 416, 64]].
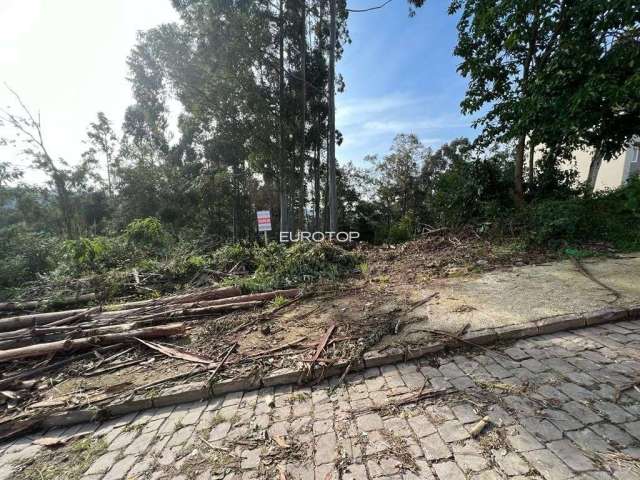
[[0, 285, 301, 440]]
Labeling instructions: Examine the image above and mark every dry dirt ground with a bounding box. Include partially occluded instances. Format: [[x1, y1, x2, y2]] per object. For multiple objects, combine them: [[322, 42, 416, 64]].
[[2, 234, 639, 431]]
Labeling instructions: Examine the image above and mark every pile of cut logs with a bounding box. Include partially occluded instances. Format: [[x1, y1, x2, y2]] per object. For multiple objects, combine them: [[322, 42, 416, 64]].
[[0, 286, 301, 363]]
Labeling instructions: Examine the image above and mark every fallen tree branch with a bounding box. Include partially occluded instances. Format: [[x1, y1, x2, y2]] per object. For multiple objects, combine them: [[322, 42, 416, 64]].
[[0, 345, 122, 389], [207, 342, 238, 383], [247, 337, 308, 358], [136, 338, 215, 364], [0, 323, 186, 362], [130, 342, 238, 394], [308, 322, 336, 368], [46, 306, 102, 327]]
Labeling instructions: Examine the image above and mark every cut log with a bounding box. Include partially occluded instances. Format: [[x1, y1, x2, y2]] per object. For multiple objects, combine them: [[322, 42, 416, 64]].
[[0, 286, 242, 333], [91, 288, 300, 322], [0, 306, 105, 344], [174, 288, 301, 309], [103, 286, 242, 311], [0, 293, 97, 312], [47, 306, 101, 327], [0, 309, 87, 333], [0, 298, 272, 346], [0, 322, 144, 351], [0, 323, 186, 363], [125, 300, 264, 323]]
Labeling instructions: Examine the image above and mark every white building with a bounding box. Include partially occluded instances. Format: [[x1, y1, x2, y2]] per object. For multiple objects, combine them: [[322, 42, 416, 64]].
[[571, 142, 640, 191]]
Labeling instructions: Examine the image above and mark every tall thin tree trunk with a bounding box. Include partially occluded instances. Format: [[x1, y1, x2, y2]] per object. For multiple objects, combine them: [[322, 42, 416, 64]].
[[278, 0, 289, 236], [314, 133, 321, 232], [528, 141, 535, 187], [323, 134, 330, 232], [327, 0, 338, 232], [52, 170, 75, 238], [514, 11, 539, 206], [514, 135, 526, 205], [231, 164, 240, 242], [586, 147, 603, 196], [105, 154, 113, 199], [298, 0, 307, 232]]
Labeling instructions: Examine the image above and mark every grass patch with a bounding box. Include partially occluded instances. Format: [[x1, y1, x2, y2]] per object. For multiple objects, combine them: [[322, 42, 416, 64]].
[[209, 413, 227, 428], [289, 392, 310, 403], [12, 436, 108, 480], [122, 422, 145, 433], [269, 295, 288, 308]]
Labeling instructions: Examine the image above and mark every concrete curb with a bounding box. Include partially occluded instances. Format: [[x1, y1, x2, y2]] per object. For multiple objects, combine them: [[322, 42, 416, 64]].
[[40, 304, 639, 429]]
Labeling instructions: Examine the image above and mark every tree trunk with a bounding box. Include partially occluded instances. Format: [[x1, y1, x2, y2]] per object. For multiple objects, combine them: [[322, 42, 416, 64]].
[[53, 171, 75, 238], [528, 140, 535, 187], [0, 293, 97, 312], [586, 147, 603, 196], [314, 136, 321, 232], [105, 286, 241, 311], [0, 323, 186, 363], [327, 0, 338, 232], [106, 152, 113, 198], [232, 163, 241, 242], [514, 135, 526, 205], [298, 0, 307, 232], [514, 11, 539, 205], [278, 0, 289, 236], [0, 286, 241, 333]]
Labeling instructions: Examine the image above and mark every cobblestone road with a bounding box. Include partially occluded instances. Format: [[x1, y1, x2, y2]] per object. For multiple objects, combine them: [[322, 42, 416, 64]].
[[2, 319, 640, 480]]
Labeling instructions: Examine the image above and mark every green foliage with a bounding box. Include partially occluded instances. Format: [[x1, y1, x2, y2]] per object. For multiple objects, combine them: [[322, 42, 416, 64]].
[[236, 242, 361, 292], [431, 150, 515, 226], [357, 262, 370, 278], [212, 244, 254, 271], [270, 295, 288, 308], [123, 217, 169, 251], [0, 226, 58, 294], [62, 237, 109, 272], [158, 241, 208, 283], [526, 177, 640, 250], [387, 214, 416, 244]]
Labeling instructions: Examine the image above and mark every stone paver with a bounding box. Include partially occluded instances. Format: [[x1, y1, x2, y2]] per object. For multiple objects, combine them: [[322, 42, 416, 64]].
[[2, 318, 640, 479]]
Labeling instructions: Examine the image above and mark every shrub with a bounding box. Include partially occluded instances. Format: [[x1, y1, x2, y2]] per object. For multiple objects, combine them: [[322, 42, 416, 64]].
[[62, 237, 108, 272], [60, 236, 130, 274], [387, 214, 415, 243], [123, 217, 169, 252], [236, 241, 361, 292], [526, 176, 640, 250], [431, 155, 514, 226], [211, 243, 254, 271], [158, 240, 210, 282], [0, 226, 58, 293]]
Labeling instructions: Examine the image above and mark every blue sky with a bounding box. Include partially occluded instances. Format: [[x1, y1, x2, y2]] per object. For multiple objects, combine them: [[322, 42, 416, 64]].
[[336, 1, 476, 165]]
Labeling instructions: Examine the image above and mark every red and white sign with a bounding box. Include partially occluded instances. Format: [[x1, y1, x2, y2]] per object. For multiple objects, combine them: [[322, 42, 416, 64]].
[[257, 210, 271, 232]]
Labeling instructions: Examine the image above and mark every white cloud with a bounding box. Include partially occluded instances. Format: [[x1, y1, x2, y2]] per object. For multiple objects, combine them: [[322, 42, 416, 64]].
[[336, 90, 471, 164], [336, 92, 428, 125]]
